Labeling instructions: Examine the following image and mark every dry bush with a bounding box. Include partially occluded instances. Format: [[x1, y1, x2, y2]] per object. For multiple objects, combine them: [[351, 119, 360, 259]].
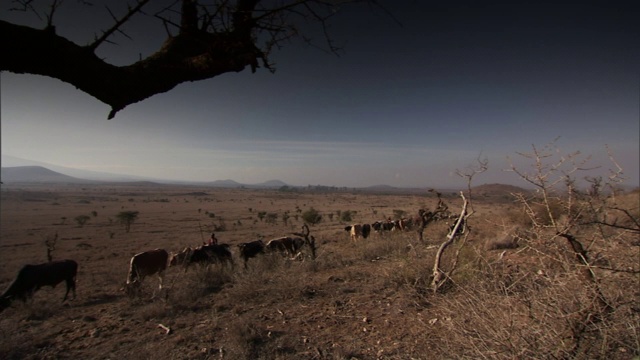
[[223, 316, 301, 360], [425, 143, 640, 359], [358, 233, 411, 262], [416, 143, 640, 359], [382, 254, 434, 302], [504, 198, 575, 228], [0, 332, 56, 360], [227, 254, 312, 306], [429, 246, 640, 359], [168, 265, 234, 311]]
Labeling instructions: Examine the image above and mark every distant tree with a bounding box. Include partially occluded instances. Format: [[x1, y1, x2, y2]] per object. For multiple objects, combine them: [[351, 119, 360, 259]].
[[116, 211, 139, 233], [393, 209, 407, 220], [74, 215, 90, 227], [340, 210, 353, 223], [302, 207, 322, 225], [257, 211, 267, 222], [44, 232, 58, 262], [265, 212, 278, 224], [1, 0, 377, 118]]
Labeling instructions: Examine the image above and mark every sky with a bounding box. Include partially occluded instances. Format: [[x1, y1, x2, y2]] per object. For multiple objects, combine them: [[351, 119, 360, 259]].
[[1, 1, 639, 188]]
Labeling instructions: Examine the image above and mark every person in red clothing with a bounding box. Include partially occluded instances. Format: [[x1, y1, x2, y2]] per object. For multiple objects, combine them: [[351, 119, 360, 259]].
[[207, 232, 218, 245]]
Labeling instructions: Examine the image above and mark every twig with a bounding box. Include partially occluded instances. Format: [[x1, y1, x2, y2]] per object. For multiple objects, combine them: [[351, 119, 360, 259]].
[[158, 323, 172, 335]]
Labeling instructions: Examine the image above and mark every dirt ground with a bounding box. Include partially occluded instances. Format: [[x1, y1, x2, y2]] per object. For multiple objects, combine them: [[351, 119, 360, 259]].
[[0, 183, 637, 359]]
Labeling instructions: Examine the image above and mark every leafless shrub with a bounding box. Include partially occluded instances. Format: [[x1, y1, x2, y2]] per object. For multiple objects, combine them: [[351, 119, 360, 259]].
[[430, 253, 639, 359], [383, 255, 434, 302], [168, 266, 234, 310], [358, 233, 410, 262], [428, 141, 640, 358], [485, 232, 520, 250], [224, 317, 271, 359]]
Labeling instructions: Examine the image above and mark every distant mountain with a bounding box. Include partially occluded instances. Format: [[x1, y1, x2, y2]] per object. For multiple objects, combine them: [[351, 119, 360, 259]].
[[205, 179, 289, 188], [206, 179, 243, 187], [1, 154, 152, 182], [471, 183, 530, 196], [1, 166, 96, 184]]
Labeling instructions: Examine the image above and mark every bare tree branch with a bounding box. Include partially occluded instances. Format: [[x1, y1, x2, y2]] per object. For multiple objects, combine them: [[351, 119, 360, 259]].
[[89, 1, 152, 51], [1, 0, 373, 118], [431, 191, 469, 293]]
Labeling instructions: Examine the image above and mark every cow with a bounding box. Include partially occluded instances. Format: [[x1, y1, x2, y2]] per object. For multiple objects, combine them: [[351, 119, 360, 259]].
[[175, 244, 234, 270], [237, 240, 265, 268], [0, 259, 77, 312], [371, 221, 394, 233], [393, 218, 412, 231], [169, 247, 193, 268], [345, 223, 371, 242], [447, 216, 466, 236], [125, 249, 168, 294], [266, 236, 314, 260]]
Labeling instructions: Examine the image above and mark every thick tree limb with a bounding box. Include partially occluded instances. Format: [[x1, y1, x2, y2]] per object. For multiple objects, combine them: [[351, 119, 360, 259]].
[[0, 13, 262, 119], [1, 1, 329, 119], [1, 0, 370, 119]]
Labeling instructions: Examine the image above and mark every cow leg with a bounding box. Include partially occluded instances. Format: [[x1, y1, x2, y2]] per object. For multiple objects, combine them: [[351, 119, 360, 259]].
[[63, 277, 76, 301], [158, 271, 164, 290]]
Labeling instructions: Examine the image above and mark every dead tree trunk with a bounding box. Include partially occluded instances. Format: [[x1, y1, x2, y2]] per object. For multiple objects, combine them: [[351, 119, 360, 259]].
[[45, 233, 58, 262], [431, 192, 468, 293]]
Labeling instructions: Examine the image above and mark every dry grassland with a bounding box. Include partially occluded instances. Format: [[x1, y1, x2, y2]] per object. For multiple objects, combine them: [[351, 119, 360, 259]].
[[0, 183, 638, 359]]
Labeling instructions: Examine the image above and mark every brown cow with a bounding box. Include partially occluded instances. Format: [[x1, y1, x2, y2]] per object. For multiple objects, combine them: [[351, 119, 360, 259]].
[[266, 237, 309, 259], [126, 249, 168, 294], [0, 259, 77, 312], [393, 218, 412, 231]]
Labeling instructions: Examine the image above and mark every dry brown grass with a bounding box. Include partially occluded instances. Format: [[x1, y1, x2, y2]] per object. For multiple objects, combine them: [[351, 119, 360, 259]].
[[0, 183, 638, 359]]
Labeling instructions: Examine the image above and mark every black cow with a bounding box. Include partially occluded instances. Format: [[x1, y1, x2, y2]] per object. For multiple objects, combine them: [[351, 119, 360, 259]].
[[237, 240, 265, 268], [0, 259, 77, 312], [189, 244, 234, 269], [448, 216, 466, 236], [371, 221, 394, 233]]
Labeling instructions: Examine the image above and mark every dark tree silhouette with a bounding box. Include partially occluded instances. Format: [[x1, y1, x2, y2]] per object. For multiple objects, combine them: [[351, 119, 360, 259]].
[[1, 0, 376, 119], [116, 211, 139, 233]]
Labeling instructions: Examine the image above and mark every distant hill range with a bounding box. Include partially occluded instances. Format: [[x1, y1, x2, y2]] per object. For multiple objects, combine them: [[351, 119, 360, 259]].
[[0, 166, 97, 184], [470, 183, 531, 197], [205, 179, 288, 188], [0, 166, 290, 189], [1, 165, 537, 195]]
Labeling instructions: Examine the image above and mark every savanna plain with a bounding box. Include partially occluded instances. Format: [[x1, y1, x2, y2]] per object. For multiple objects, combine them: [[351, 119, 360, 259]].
[[0, 182, 638, 359]]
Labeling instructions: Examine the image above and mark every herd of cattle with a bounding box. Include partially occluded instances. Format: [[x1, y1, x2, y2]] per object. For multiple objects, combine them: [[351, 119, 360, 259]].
[[0, 226, 319, 311], [344, 218, 413, 242], [0, 211, 463, 312], [344, 213, 463, 242]]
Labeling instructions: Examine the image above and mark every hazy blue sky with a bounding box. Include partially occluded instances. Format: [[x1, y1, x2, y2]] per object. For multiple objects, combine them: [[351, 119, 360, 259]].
[[1, 1, 638, 188]]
